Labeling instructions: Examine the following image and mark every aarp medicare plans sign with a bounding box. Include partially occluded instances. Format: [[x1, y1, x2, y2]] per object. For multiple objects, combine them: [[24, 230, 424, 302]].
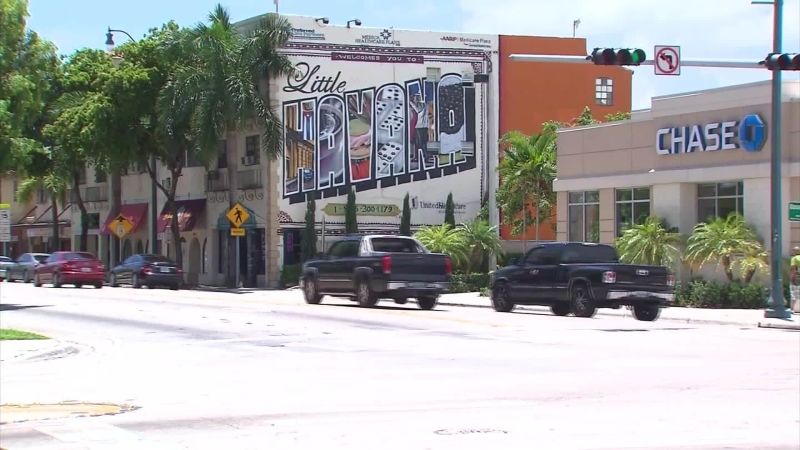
[[656, 114, 766, 155]]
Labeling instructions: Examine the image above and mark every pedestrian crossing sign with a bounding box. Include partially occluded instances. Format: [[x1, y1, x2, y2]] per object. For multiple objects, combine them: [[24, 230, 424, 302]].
[[226, 203, 249, 228]]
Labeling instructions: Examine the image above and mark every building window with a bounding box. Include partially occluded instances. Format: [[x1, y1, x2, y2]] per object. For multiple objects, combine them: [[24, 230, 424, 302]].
[[697, 181, 744, 222], [184, 149, 203, 168], [615, 187, 651, 235], [595, 77, 613, 106], [568, 191, 600, 242], [94, 168, 107, 183], [243, 135, 260, 166], [217, 140, 227, 169]]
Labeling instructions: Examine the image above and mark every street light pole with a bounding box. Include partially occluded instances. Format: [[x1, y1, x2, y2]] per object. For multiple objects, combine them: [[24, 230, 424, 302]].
[[754, 0, 791, 319], [105, 27, 159, 256]]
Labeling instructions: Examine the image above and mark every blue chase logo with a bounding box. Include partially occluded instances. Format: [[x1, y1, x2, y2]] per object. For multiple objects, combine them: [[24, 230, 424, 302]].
[[656, 113, 767, 155], [738, 113, 766, 152]]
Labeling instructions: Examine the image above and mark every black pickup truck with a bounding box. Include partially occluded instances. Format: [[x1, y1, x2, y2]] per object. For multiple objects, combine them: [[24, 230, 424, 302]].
[[300, 235, 452, 309], [490, 242, 674, 321]]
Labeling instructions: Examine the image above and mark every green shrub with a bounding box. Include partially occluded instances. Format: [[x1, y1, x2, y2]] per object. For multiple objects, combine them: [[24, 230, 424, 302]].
[[674, 280, 768, 309], [449, 273, 491, 293], [497, 252, 522, 267], [280, 264, 301, 288]]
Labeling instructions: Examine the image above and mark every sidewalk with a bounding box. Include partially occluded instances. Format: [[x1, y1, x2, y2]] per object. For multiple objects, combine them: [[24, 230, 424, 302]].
[[437, 292, 800, 329], [0, 339, 82, 363]]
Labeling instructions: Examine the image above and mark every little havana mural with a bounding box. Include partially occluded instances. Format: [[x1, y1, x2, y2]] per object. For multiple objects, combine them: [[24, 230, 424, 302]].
[[282, 62, 479, 204]]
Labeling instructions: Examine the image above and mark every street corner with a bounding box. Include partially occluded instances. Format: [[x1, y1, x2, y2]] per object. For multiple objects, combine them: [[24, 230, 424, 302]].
[[0, 402, 140, 425], [0, 339, 84, 364], [757, 315, 800, 331]]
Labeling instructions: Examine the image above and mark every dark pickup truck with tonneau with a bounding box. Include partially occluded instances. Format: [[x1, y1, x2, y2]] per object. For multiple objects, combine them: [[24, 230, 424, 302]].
[[300, 234, 452, 310], [490, 242, 674, 321]]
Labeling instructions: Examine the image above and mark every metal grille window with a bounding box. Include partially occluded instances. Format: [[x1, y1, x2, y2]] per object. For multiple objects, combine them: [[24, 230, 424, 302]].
[[615, 187, 651, 235], [217, 140, 227, 169], [595, 77, 613, 106], [697, 181, 744, 221], [243, 135, 260, 165], [568, 191, 600, 242]]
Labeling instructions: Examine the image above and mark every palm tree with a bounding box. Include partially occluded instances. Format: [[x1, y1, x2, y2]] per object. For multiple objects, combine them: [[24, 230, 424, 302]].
[[615, 216, 681, 268], [17, 173, 68, 252], [684, 214, 766, 282], [413, 224, 470, 270], [169, 5, 293, 286], [496, 130, 556, 248], [458, 219, 503, 274]]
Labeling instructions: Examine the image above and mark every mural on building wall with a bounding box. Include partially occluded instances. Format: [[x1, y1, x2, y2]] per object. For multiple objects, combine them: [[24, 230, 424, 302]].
[[281, 60, 481, 205]]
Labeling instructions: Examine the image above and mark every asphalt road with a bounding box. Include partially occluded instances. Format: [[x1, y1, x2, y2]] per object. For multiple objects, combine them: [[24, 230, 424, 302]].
[[0, 281, 798, 450]]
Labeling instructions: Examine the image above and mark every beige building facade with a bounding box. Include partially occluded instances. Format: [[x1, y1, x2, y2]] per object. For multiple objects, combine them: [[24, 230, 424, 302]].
[[554, 80, 800, 258]]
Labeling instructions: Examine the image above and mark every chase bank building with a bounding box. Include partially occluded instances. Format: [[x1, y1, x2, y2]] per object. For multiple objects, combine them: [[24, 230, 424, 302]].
[[553, 80, 800, 255]]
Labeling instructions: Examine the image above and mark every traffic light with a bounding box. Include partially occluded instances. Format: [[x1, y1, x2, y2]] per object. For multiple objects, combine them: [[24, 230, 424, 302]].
[[589, 48, 647, 66], [763, 53, 800, 71]]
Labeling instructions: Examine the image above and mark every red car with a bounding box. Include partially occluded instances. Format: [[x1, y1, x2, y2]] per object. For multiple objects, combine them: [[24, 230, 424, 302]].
[[34, 251, 105, 288]]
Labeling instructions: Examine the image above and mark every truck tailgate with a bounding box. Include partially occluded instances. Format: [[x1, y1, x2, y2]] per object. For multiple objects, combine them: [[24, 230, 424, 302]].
[[385, 253, 449, 283]]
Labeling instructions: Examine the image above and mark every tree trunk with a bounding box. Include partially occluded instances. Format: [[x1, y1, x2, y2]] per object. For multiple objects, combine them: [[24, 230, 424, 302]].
[[72, 172, 89, 252], [744, 268, 756, 284], [225, 133, 238, 288], [534, 204, 540, 243], [522, 208, 527, 253], [167, 168, 182, 269], [110, 169, 122, 266], [722, 256, 734, 281], [50, 197, 59, 252]]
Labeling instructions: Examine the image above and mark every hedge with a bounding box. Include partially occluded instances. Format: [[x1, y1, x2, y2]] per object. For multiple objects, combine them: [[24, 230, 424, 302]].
[[673, 280, 769, 309], [280, 264, 301, 288], [449, 273, 491, 293]]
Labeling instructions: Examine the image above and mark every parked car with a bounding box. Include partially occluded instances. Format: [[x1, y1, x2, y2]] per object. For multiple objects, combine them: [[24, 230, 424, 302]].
[[4, 253, 50, 283], [0, 256, 13, 281], [33, 251, 105, 288], [300, 234, 452, 309], [109, 254, 182, 290], [490, 242, 674, 321]]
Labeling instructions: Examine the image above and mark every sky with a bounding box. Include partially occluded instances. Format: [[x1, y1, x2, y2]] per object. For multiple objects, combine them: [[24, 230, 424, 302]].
[[27, 0, 800, 110]]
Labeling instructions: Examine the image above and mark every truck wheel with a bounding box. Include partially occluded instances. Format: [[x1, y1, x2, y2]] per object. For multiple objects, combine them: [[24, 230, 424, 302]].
[[551, 303, 571, 316], [570, 283, 596, 318], [417, 295, 438, 310], [356, 279, 378, 308], [491, 283, 515, 312], [394, 297, 408, 305], [303, 276, 322, 304], [633, 304, 661, 322]]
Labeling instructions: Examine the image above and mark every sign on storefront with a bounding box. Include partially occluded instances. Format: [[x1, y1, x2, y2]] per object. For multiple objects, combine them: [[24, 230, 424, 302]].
[[322, 203, 400, 217], [0, 203, 10, 243], [656, 113, 766, 155]]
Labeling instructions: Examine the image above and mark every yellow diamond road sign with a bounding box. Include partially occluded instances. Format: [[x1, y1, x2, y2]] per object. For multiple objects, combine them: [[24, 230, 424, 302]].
[[226, 203, 249, 228], [110, 214, 134, 239]]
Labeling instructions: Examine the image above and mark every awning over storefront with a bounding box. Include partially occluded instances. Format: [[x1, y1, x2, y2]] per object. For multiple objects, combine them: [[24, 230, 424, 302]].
[[157, 199, 206, 233], [100, 203, 148, 235]]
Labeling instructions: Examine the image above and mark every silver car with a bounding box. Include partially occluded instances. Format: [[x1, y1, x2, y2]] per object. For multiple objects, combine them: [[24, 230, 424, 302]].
[[5, 253, 50, 283]]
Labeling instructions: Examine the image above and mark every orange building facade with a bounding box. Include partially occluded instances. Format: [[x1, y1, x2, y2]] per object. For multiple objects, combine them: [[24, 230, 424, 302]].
[[498, 35, 632, 243]]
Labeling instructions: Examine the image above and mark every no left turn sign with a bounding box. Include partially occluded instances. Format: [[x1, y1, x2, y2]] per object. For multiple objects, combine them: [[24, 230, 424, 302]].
[[654, 45, 680, 76]]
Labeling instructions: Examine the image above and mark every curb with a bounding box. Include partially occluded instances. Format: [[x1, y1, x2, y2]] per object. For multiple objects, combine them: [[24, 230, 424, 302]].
[[757, 321, 800, 331], [435, 299, 759, 327]]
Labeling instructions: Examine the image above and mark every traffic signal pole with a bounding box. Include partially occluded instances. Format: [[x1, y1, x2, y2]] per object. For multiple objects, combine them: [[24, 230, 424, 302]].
[[508, 54, 764, 69], [510, 41, 797, 320], [763, 0, 790, 319]]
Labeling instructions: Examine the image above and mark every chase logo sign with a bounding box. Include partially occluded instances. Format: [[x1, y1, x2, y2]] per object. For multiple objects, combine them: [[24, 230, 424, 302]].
[[656, 113, 766, 155]]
